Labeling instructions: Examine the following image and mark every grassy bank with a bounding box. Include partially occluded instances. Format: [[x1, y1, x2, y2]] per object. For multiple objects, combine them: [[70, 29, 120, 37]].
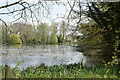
[[1, 63, 119, 78]]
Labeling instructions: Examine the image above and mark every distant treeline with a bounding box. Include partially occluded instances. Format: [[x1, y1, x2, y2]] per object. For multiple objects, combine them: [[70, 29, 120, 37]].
[[1, 22, 71, 45]]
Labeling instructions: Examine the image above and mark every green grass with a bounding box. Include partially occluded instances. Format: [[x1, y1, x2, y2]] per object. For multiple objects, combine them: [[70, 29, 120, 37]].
[[1, 63, 119, 78]]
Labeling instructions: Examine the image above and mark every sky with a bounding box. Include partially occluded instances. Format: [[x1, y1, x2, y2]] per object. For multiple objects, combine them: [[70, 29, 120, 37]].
[[1, 0, 113, 25], [0, 0, 71, 25]]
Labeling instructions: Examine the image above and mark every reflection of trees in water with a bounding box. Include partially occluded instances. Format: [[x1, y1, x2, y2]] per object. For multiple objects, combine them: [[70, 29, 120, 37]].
[[3, 45, 9, 65], [52, 46, 68, 65], [2, 45, 96, 68], [75, 45, 114, 66], [2, 44, 23, 78], [84, 55, 113, 67], [3, 45, 10, 78], [53, 56, 66, 65]]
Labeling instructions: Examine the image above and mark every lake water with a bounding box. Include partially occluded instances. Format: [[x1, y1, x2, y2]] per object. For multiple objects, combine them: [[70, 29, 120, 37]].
[[0, 45, 100, 68]]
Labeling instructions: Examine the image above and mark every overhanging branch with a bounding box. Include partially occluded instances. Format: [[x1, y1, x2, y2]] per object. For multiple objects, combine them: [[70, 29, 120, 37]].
[[0, 0, 22, 9]]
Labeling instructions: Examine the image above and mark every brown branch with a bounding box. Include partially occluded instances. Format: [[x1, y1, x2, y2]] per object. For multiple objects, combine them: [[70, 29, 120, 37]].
[[67, 0, 76, 27], [0, 18, 12, 33], [0, 1, 53, 24], [0, 0, 22, 9], [0, 8, 25, 14], [0, 1, 39, 15], [0, 19, 7, 27]]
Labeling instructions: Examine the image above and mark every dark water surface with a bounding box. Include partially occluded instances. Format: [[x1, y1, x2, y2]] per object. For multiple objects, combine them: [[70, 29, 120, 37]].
[[1, 45, 101, 68]]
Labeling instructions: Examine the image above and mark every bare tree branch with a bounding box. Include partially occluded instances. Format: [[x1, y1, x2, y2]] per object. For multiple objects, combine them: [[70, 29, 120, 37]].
[[0, 0, 22, 9]]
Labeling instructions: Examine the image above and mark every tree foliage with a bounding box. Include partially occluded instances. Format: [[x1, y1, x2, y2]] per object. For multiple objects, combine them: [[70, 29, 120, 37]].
[[87, 2, 120, 57], [50, 22, 58, 44], [78, 22, 107, 56], [10, 34, 22, 44], [12, 23, 36, 43], [37, 23, 49, 44], [50, 34, 58, 44]]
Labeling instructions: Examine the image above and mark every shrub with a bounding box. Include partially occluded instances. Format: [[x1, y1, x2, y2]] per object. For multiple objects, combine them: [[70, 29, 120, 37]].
[[51, 34, 58, 44], [10, 34, 22, 44]]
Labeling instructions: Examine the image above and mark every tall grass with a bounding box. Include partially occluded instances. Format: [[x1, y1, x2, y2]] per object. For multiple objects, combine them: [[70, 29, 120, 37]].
[[1, 63, 119, 78]]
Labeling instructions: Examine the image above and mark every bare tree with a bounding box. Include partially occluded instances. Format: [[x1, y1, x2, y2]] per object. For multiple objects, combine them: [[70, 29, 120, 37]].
[[0, 0, 87, 43], [0, 0, 54, 25]]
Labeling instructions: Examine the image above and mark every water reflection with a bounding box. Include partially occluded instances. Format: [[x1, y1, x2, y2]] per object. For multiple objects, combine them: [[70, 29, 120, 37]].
[[1, 45, 99, 68]]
